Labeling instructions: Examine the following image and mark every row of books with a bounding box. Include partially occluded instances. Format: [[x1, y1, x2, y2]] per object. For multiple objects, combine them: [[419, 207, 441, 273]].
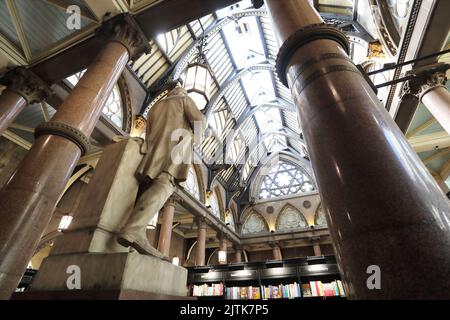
[[261, 283, 302, 299], [192, 283, 224, 297], [302, 280, 346, 297], [191, 280, 346, 299], [226, 286, 261, 300]]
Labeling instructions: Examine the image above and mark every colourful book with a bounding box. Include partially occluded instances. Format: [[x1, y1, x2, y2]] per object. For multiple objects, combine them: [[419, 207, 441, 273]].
[[302, 284, 312, 297]]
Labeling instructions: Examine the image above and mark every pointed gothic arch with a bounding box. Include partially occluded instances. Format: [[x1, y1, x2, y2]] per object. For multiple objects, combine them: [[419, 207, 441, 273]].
[[275, 203, 308, 231], [241, 209, 269, 235], [315, 203, 328, 227]]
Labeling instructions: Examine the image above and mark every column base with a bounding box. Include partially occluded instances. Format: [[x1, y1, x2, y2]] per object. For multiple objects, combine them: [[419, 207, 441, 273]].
[[29, 251, 188, 297]]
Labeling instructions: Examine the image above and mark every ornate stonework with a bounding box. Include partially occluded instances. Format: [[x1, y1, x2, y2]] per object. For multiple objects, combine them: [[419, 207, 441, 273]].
[[403, 70, 448, 100], [276, 204, 308, 231], [0, 67, 51, 104], [131, 114, 147, 137], [98, 14, 151, 60]]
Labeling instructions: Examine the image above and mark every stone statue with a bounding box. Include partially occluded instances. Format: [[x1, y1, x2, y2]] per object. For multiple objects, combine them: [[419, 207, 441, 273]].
[[117, 86, 205, 258]]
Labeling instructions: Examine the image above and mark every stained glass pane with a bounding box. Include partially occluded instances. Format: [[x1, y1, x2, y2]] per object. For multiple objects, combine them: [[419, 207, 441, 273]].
[[242, 212, 268, 234], [185, 167, 200, 200], [258, 160, 315, 199]]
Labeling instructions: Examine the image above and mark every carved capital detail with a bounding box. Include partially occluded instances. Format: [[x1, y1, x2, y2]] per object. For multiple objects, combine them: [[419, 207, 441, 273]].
[[195, 216, 208, 229], [403, 63, 449, 100], [131, 114, 147, 137], [0, 67, 51, 104], [97, 14, 151, 60], [404, 72, 447, 99], [166, 194, 181, 207]]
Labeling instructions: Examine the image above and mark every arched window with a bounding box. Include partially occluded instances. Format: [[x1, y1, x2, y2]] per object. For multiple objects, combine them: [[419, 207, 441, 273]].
[[65, 70, 124, 129], [185, 167, 200, 200], [258, 160, 315, 199], [209, 192, 221, 218], [276, 204, 308, 231], [225, 210, 235, 231], [242, 211, 268, 234], [315, 204, 328, 227]]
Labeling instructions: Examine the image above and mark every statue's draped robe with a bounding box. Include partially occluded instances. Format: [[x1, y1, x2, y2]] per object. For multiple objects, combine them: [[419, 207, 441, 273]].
[[137, 88, 205, 183]]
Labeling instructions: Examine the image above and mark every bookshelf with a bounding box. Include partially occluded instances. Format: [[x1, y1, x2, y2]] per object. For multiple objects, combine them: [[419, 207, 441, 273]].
[[187, 255, 346, 300]]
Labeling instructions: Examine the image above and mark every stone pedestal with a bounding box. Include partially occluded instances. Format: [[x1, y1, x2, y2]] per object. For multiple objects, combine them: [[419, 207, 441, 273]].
[[29, 138, 188, 298], [30, 252, 187, 297], [51, 138, 144, 255]]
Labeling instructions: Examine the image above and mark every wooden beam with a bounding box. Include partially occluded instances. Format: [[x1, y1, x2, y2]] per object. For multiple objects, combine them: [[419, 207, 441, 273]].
[[406, 118, 437, 138], [134, 0, 239, 37], [423, 148, 450, 165], [2, 129, 32, 150], [9, 123, 34, 133], [408, 131, 450, 153], [30, 0, 239, 83], [40, 102, 51, 122], [5, 0, 32, 62], [440, 158, 450, 180], [43, 0, 97, 20]]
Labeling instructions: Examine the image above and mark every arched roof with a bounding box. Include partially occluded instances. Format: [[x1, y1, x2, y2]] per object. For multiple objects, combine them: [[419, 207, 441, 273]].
[[130, 4, 373, 194]]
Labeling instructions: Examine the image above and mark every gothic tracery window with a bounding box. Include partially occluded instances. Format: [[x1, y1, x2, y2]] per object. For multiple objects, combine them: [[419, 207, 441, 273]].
[[276, 205, 308, 231], [185, 167, 200, 200], [315, 204, 328, 227], [209, 192, 221, 219], [226, 210, 235, 231], [258, 160, 315, 199], [242, 212, 268, 234], [66, 70, 124, 129]]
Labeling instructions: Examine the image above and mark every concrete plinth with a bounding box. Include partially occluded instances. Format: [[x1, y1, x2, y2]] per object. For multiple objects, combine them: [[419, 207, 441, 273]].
[[30, 251, 188, 297], [27, 138, 188, 299]]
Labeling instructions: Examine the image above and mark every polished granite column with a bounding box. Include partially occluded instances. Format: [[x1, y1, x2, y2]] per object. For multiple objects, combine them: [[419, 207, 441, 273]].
[[313, 243, 322, 256], [157, 197, 176, 257], [0, 68, 50, 135], [405, 65, 450, 135], [234, 246, 242, 263], [265, 0, 450, 299], [0, 14, 150, 299], [195, 218, 207, 266]]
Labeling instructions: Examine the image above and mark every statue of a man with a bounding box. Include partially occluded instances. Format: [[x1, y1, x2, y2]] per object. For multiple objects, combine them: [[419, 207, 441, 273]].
[[117, 85, 205, 258]]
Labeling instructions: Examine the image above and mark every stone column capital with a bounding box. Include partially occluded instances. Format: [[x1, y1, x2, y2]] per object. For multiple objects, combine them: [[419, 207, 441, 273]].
[[166, 195, 179, 208], [0, 67, 51, 104], [195, 216, 207, 229], [97, 13, 151, 60], [403, 63, 449, 100]]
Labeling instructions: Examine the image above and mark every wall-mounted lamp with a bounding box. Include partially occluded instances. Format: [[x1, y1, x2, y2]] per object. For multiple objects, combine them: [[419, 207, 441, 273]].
[[218, 250, 227, 264]]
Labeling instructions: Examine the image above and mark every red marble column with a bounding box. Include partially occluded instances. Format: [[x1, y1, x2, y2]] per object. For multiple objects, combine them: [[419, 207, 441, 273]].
[[196, 219, 207, 266], [157, 197, 176, 257], [234, 246, 242, 263], [265, 0, 450, 299], [0, 68, 50, 135], [272, 243, 282, 260], [313, 243, 322, 256], [0, 14, 150, 299]]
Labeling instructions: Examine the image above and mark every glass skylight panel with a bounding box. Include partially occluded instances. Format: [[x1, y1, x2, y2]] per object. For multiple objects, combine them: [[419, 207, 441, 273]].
[[241, 70, 276, 106], [221, 15, 266, 69], [258, 160, 316, 199], [216, 0, 253, 19], [254, 107, 283, 133]]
